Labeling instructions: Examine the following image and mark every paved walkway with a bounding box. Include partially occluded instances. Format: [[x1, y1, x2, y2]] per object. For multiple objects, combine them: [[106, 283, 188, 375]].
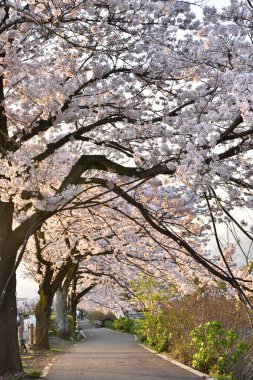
[[46, 319, 202, 380]]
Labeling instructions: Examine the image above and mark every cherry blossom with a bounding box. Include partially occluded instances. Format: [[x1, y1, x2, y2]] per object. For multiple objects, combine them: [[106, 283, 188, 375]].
[[0, 0, 253, 376]]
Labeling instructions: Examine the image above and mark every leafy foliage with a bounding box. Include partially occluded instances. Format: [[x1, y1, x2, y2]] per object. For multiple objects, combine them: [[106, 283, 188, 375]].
[[131, 276, 174, 352], [130, 276, 250, 376], [136, 312, 171, 352], [103, 320, 115, 329], [114, 318, 136, 334], [190, 321, 248, 375], [49, 314, 75, 337]]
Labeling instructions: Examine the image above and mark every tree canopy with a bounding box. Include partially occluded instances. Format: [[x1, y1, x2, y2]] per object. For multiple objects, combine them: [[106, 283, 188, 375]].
[[0, 0, 253, 375]]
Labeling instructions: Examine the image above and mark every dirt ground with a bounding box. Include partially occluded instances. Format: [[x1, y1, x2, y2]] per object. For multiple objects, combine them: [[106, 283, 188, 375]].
[[21, 336, 77, 378]]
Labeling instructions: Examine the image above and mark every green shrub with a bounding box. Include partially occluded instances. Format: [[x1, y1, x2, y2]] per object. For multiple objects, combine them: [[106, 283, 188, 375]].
[[49, 314, 75, 337], [135, 311, 171, 352], [190, 321, 248, 375], [130, 276, 175, 352], [134, 319, 147, 343], [131, 275, 250, 369], [114, 318, 136, 333], [104, 320, 115, 329]]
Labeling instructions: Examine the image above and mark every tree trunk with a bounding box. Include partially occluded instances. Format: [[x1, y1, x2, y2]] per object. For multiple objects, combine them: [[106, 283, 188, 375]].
[[0, 202, 22, 376], [0, 272, 22, 376], [68, 290, 78, 324], [55, 285, 69, 339], [34, 288, 53, 350], [67, 275, 78, 324], [69, 296, 77, 324]]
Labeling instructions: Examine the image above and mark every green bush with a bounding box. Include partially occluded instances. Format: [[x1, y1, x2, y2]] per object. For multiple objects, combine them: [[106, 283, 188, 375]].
[[114, 318, 136, 333], [130, 276, 174, 352], [49, 314, 75, 337], [135, 311, 171, 352], [104, 320, 115, 329], [190, 321, 248, 375], [130, 275, 250, 372]]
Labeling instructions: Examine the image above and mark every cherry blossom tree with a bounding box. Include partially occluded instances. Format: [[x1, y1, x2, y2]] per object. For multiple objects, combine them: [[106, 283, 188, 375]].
[[23, 196, 217, 347], [0, 0, 253, 376], [54, 263, 80, 340], [1, 0, 196, 373], [27, 232, 78, 349], [57, 199, 242, 314]]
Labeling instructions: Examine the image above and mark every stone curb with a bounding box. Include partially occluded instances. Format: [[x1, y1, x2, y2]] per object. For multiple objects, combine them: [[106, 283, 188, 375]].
[[79, 330, 87, 339], [41, 359, 56, 378]]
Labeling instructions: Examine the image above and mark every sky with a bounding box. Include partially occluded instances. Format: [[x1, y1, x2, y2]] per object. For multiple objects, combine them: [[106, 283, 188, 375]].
[[17, 0, 235, 300], [208, 0, 230, 6], [17, 268, 38, 299]]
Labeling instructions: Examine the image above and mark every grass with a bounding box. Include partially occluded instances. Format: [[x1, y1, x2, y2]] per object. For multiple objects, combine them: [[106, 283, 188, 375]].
[[22, 369, 42, 379], [49, 347, 64, 352], [21, 356, 33, 359], [210, 372, 235, 380]]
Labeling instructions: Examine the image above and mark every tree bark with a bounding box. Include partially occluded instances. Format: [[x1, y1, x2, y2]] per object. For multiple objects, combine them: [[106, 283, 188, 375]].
[[68, 276, 78, 323], [55, 285, 69, 339], [70, 297, 78, 324], [34, 255, 74, 349], [34, 288, 53, 350], [0, 202, 22, 376]]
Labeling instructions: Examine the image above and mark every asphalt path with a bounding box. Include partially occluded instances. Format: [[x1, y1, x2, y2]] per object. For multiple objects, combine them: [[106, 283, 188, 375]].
[[46, 319, 202, 380]]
